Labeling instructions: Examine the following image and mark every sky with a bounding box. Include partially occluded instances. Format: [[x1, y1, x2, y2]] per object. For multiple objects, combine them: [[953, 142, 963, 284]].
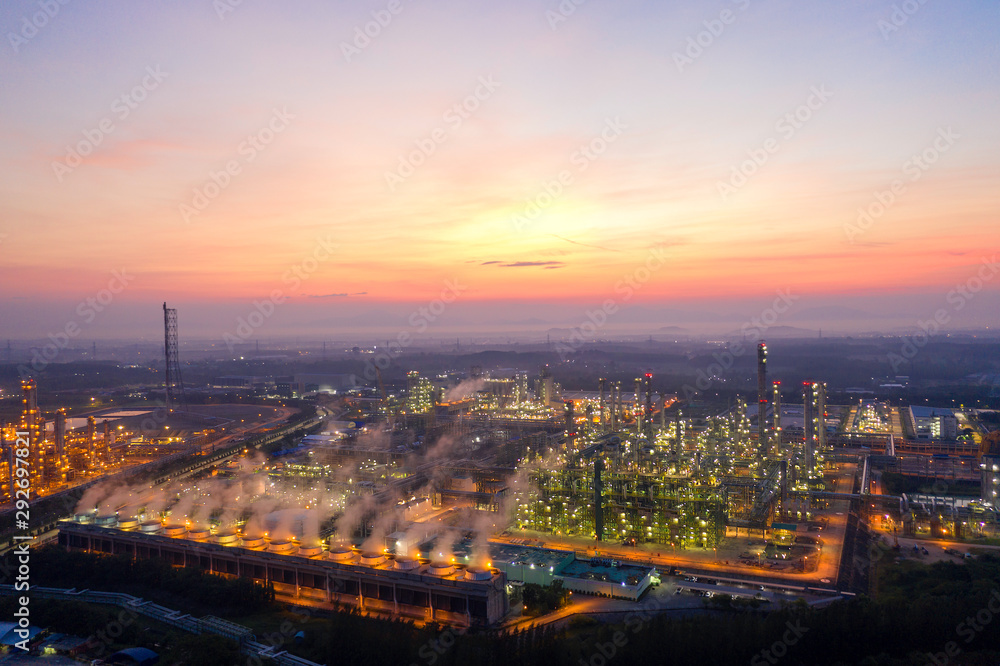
[[1, 0, 999, 340]]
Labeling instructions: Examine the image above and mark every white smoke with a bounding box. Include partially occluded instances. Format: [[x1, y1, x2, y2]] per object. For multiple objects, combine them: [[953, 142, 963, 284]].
[[444, 378, 487, 402]]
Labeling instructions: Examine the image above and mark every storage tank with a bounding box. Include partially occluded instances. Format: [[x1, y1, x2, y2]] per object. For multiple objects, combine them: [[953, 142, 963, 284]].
[[212, 529, 239, 546], [117, 518, 140, 531], [267, 540, 298, 555], [187, 528, 211, 541], [328, 547, 354, 562], [162, 523, 187, 538], [241, 534, 266, 549], [360, 551, 386, 566], [95, 513, 117, 527], [393, 556, 419, 571], [427, 562, 455, 577], [298, 544, 324, 557], [465, 567, 492, 581], [139, 521, 162, 534]]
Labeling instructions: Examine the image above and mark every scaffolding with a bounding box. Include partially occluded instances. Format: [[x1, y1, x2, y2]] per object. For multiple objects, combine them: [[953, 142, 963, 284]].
[[515, 465, 726, 548]]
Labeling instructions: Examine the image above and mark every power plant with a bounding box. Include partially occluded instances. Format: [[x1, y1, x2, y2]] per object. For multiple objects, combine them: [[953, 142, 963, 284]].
[[0, 376, 228, 503], [35, 333, 998, 637], [59, 520, 508, 627], [1, 380, 116, 498], [508, 341, 829, 549]]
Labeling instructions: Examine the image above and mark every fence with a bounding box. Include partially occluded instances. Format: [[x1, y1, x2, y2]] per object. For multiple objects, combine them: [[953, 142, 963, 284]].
[[0, 584, 323, 666]]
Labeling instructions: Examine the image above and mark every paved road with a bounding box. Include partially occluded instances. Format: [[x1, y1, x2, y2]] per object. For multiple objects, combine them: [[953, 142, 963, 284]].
[[500, 578, 713, 631]]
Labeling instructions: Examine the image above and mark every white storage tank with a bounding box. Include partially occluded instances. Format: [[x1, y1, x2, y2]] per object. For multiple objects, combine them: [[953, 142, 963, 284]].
[[212, 529, 239, 546], [393, 556, 419, 571], [241, 535, 267, 549], [267, 540, 298, 555], [117, 518, 140, 531], [360, 551, 386, 566], [187, 528, 211, 541], [162, 523, 187, 538], [328, 547, 354, 562], [139, 521, 162, 534], [298, 544, 324, 557], [427, 562, 455, 577], [465, 567, 492, 581]]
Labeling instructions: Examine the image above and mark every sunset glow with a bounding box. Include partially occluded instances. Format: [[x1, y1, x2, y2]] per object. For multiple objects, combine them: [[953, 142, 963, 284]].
[[1, 1, 998, 337]]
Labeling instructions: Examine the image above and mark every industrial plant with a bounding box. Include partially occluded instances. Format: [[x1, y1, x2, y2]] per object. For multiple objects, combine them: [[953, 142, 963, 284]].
[[7, 308, 993, 634], [0, 378, 224, 503], [39, 340, 842, 628]]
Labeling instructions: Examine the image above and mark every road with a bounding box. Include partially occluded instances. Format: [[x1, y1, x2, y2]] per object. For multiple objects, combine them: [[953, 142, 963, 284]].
[[501, 577, 713, 631]]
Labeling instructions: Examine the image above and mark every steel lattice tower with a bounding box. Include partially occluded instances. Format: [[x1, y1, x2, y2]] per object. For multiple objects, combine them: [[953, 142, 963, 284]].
[[163, 302, 185, 410], [757, 341, 768, 462]]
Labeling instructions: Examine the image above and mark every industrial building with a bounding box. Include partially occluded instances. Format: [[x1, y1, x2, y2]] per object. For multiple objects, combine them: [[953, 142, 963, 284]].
[[485, 542, 656, 601], [0, 380, 109, 496], [515, 462, 729, 548], [503, 348, 830, 548], [908, 406, 959, 441], [0, 379, 224, 502], [58, 521, 508, 627], [983, 454, 1000, 511]]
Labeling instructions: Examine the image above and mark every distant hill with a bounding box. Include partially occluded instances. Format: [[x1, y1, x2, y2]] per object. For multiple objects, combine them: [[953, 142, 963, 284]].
[[785, 306, 882, 321], [508, 317, 551, 326], [722, 325, 817, 339]]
